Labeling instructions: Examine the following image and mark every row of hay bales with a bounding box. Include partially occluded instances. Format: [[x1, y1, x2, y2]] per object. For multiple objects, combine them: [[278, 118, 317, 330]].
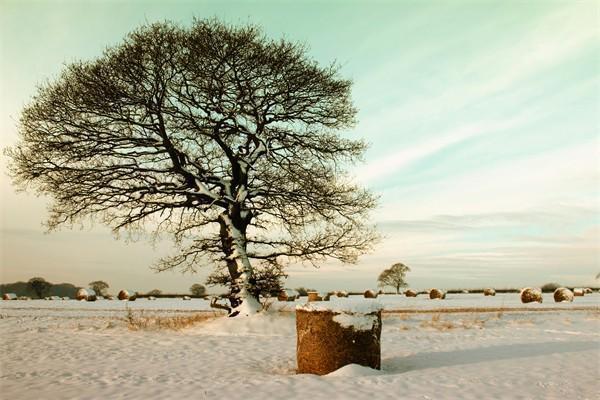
[[399, 287, 591, 303], [74, 288, 139, 302]]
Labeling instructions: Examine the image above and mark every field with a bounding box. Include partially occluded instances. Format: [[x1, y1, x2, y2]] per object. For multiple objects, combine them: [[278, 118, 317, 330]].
[[1, 293, 599, 399]]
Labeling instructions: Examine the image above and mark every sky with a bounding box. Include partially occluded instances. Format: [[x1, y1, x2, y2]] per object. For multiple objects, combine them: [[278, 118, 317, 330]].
[[1, 0, 598, 293]]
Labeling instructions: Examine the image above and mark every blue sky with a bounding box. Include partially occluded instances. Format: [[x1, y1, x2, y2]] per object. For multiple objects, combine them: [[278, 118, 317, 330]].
[[1, 0, 598, 293]]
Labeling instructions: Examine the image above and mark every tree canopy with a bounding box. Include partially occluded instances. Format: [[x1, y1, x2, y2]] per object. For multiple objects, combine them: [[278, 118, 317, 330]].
[[189, 283, 207, 297], [7, 19, 378, 316], [377, 263, 410, 294], [89, 280, 109, 296], [28, 277, 52, 299]]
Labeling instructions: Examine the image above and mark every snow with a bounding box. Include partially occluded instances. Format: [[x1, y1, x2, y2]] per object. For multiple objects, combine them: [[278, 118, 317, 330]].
[[326, 363, 383, 377], [1, 294, 598, 399], [332, 313, 380, 331], [296, 298, 383, 313]]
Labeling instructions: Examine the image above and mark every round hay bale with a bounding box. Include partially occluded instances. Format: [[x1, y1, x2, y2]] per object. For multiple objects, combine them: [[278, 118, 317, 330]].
[[553, 287, 574, 303], [363, 289, 378, 299], [336, 291, 349, 298], [75, 288, 88, 301], [429, 288, 446, 300], [377, 289, 384, 295], [2, 293, 17, 300], [76, 288, 97, 301], [404, 289, 417, 297], [118, 289, 136, 301], [520, 287, 543, 303], [573, 288, 585, 297], [277, 290, 288, 301], [584, 288, 593, 294], [483, 288, 496, 296], [182, 295, 191, 300], [307, 292, 322, 302], [296, 307, 382, 375]]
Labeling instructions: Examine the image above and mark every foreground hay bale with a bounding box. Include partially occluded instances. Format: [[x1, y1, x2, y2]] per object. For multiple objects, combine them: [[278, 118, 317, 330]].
[[429, 288, 446, 300], [483, 288, 496, 296], [520, 287, 543, 303], [76, 288, 97, 301], [404, 289, 417, 297], [553, 288, 574, 303], [573, 288, 585, 297], [2, 293, 17, 300], [296, 302, 382, 375], [363, 289, 378, 299], [118, 289, 137, 301]]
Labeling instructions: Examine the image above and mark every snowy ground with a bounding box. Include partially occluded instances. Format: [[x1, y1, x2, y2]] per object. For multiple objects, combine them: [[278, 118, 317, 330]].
[[1, 294, 599, 399]]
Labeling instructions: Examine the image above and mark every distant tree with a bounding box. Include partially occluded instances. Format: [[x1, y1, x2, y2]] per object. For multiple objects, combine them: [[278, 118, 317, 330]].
[[189, 284, 207, 297], [377, 263, 411, 294], [89, 280, 109, 296], [28, 277, 52, 299], [6, 19, 378, 316], [540, 282, 561, 292], [146, 289, 162, 296]]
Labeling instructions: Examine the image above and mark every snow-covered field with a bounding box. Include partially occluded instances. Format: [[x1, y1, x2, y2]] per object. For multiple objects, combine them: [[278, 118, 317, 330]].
[[1, 294, 599, 399]]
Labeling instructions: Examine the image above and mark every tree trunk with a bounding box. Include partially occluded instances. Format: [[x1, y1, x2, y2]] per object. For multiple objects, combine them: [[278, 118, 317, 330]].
[[218, 212, 261, 317]]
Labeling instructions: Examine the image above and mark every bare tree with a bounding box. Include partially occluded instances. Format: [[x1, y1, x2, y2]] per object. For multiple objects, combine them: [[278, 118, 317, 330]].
[[7, 19, 378, 316], [377, 263, 410, 294], [206, 261, 287, 304]]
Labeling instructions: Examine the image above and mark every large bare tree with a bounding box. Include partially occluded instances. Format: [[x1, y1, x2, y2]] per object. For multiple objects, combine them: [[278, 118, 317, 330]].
[[7, 20, 378, 316]]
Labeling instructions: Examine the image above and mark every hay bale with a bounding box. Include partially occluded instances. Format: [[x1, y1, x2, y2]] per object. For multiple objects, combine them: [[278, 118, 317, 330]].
[[336, 291, 349, 298], [296, 305, 382, 375], [377, 289, 385, 295], [105, 295, 114, 300], [75, 288, 97, 301], [363, 289, 378, 299], [584, 288, 593, 294], [277, 290, 288, 301], [553, 287, 574, 303], [61, 296, 70, 300], [483, 288, 496, 296], [2, 293, 17, 300], [148, 296, 156, 301], [429, 288, 446, 300], [404, 289, 417, 297], [118, 289, 137, 301], [277, 290, 298, 301], [307, 292, 322, 302], [322, 292, 332, 301], [573, 288, 585, 297], [182, 295, 191, 300], [520, 287, 543, 303]]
